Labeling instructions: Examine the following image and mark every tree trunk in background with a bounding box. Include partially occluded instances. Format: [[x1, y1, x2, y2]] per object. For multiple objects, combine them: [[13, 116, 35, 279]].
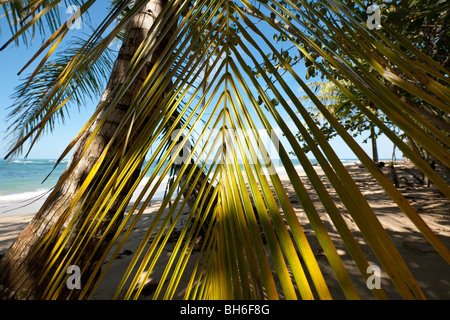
[[370, 125, 379, 163], [389, 162, 400, 188], [0, 0, 168, 299]]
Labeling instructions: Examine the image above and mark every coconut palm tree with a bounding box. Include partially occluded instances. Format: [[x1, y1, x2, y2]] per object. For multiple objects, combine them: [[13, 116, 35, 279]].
[[0, 0, 449, 300]]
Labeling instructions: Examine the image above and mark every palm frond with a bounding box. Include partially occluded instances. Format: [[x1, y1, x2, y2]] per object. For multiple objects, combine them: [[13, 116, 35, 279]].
[[1, 0, 449, 300], [0, 0, 89, 47], [5, 32, 117, 158]]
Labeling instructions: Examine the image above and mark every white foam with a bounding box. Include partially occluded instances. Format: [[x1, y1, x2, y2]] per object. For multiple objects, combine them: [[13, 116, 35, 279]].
[[0, 174, 170, 205], [0, 189, 50, 203], [9, 159, 67, 165], [11, 160, 37, 164]]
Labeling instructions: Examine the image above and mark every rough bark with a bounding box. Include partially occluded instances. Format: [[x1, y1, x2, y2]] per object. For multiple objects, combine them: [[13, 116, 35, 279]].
[[0, 0, 168, 299], [389, 162, 400, 188]]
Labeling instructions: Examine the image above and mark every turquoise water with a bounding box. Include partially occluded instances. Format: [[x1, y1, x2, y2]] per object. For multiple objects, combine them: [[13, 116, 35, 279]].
[[0, 159, 67, 202], [0, 158, 361, 204]]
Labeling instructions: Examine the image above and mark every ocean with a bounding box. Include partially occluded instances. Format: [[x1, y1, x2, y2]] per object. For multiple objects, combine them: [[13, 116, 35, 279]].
[[0, 158, 360, 213], [0, 159, 67, 203]]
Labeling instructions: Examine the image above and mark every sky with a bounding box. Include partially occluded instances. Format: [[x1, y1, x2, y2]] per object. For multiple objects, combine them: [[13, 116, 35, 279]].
[[0, 2, 403, 161], [0, 43, 94, 160]]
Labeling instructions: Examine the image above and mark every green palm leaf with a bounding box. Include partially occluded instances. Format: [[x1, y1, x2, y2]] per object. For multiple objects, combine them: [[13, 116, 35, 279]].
[[5, 33, 117, 158]]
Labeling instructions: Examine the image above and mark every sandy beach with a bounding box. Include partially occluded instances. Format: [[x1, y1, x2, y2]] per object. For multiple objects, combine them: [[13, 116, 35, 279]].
[[0, 161, 449, 299]]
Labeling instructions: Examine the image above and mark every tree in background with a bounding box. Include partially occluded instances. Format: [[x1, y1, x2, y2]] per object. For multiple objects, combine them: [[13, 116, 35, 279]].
[[0, 0, 448, 300], [294, 79, 399, 163]]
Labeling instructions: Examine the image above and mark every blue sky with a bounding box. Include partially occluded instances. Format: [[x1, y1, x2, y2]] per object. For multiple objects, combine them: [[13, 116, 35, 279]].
[[0, 1, 107, 160], [0, 2, 403, 161], [0, 43, 94, 159]]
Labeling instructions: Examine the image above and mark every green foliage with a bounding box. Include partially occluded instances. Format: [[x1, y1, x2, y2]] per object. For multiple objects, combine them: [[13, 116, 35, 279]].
[[0, 0, 449, 300], [258, 0, 450, 156], [5, 33, 117, 157], [294, 80, 397, 154], [0, 0, 88, 47]]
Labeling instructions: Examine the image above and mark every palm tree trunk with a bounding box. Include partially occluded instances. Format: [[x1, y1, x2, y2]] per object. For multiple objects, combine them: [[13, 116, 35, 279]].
[[0, 0, 168, 299]]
